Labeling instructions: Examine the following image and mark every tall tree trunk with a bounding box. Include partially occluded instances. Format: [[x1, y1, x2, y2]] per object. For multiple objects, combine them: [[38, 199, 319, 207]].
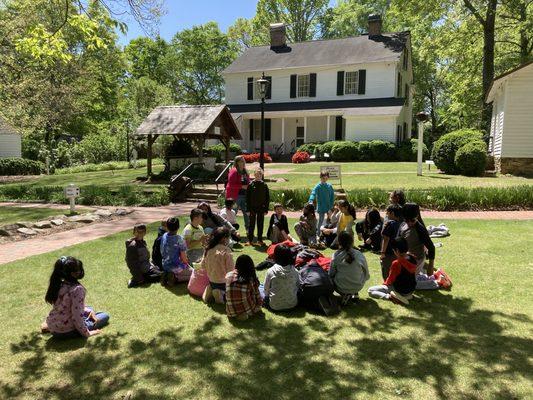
[[518, 3, 530, 64], [481, 0, 497, 141]]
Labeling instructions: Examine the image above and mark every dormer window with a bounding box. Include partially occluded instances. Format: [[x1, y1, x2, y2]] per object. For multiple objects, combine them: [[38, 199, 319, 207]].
[[344, 71, 359, 95], [297, 74, 310, 97]]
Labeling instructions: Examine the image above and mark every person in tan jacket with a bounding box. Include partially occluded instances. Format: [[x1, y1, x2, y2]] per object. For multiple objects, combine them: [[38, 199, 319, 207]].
[[201, 227, 235, 304]]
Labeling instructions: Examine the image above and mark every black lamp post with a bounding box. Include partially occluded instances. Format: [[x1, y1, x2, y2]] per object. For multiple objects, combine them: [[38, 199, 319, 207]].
[[256, 72, 270, 170]]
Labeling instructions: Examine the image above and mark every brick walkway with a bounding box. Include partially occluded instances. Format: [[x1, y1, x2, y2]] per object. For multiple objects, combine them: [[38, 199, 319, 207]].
[[0, 203, 196, 265], [0, 202, 531, 265]]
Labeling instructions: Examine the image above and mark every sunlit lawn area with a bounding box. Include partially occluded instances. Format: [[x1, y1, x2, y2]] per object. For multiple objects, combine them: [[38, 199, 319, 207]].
[[0, 218, 531, 399], [265, 162, 532, 190], [0, 164, 165, 188], [1, 162, 531, 193]]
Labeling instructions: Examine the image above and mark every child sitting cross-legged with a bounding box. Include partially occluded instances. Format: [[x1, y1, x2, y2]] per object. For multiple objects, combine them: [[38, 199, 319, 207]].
[[294, 203, 318, 246], [125, 224, 163, 288], [42, 256, 109, 338], [356, 207, 383, 253], [220, 198, 240, 232], [368, 238, 417, 305], [182, 208, 207, 264], [201, 227, 235, 304], [160, 217, 193, 287], [225, 255, 263, 320], [267, 203, 291, 244], [263, 244, 299, 311], [330, 232, 370, 306]]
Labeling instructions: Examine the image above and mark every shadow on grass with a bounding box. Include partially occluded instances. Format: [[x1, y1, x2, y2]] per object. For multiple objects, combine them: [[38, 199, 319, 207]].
[[2, 293, 532, 399]]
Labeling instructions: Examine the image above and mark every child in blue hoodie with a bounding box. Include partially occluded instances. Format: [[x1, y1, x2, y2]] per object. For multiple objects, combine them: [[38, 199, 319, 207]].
[[309, 171, 335, 236]]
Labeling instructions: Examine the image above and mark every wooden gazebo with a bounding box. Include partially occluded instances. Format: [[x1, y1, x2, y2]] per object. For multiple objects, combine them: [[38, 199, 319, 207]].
[[134, 105, 242, 176]]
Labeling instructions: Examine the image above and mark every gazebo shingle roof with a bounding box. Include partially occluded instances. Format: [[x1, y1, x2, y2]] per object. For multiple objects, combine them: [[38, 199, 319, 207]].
[[135, 105, 241, 139]]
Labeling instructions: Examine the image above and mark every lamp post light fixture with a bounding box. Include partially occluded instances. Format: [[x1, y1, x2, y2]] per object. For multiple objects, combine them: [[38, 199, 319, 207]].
[[256, 72, 270, 170], [416, 111, 429, 176]]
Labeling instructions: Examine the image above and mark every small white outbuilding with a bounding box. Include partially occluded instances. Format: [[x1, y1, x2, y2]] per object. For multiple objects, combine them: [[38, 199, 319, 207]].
[[0, 116, 21, 158], [486, 60, 533, 175]]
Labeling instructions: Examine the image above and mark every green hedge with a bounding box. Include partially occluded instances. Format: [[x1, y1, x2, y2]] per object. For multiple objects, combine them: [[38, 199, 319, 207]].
[[0, 184, 170, 206], [297, 140, 425, 162], [205, 143, 242, 162], [398, 139, 429, 162], [0, 158, 45, 176], [455, 141, 487, 176], [431, 129, 484, 174], [268, 186, 533, 211]]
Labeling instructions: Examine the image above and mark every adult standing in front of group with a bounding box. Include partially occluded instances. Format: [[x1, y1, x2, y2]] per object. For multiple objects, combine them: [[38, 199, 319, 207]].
[[309, 171, 335, 236], [226, 155, 250, 232]]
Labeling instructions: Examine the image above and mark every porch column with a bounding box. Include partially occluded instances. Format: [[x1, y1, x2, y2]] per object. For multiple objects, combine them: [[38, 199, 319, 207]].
[[326, 115, 331, 141], [304, 116, 307, 143], [281, 117, 285, 148]]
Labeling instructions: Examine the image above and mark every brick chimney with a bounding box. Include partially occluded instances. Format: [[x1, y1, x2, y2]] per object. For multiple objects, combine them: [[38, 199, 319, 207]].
[[270, 23, 287, 48], [368, 14, 382, 38]]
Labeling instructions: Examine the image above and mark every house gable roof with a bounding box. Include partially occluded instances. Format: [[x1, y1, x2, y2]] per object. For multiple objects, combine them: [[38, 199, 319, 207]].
[[0, 116, 19, 135], [223, 32, 409, 74], [486, 60, 533, 103], [135, 105, 242, 139]]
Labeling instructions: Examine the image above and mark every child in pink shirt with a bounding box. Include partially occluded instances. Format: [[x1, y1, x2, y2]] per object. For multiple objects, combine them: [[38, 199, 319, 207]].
[[42, 256, 109, 338]]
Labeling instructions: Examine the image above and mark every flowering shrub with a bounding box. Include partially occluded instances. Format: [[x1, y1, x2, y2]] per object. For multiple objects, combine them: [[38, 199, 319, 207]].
[[242, 153, 272, 163], [291, 151, 311, 164]]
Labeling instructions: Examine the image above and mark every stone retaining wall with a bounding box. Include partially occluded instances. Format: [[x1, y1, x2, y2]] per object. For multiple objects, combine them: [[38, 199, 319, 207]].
[[495, 157, 533, 176]]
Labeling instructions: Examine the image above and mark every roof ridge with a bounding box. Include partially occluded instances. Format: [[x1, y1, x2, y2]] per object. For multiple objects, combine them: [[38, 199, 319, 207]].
[[245, 31, 410, 49], [156, 105, 224, 108]]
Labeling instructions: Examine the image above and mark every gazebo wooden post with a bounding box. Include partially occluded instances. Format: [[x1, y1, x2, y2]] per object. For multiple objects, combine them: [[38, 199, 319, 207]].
[[146, 134, 159, 179], [223, 136, 230, 163], [197, 135, 205, 165], [147, 134, 153, 178]]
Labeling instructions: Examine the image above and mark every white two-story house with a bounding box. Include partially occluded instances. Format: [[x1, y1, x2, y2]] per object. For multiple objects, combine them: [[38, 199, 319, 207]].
[[222, 15, 413, 155]]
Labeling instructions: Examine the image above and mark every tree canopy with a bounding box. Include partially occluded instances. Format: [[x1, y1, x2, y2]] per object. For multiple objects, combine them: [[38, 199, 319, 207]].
[[0, 0, 530, 167]]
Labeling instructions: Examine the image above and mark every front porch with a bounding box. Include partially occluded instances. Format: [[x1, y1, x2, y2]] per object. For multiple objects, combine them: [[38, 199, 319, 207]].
[[232, 106, 410, 155]]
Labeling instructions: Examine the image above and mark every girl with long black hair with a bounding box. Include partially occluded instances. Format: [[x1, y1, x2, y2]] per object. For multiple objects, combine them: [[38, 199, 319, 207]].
[[225, 255, 263, 320], [43, 256, 109, 338]]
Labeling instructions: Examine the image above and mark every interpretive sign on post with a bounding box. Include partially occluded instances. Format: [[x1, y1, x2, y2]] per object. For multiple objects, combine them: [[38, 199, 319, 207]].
[[64, 184, 80, 214], [320, 165, 342, 187]]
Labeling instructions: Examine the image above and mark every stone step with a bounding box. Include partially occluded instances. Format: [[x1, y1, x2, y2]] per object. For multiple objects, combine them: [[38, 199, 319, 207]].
[[191, 187, 220, 195]]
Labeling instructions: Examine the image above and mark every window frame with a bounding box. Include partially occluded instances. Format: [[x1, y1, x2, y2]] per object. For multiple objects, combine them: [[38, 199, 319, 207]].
[[297, 74, 310, 98], [344, 71, 359, 95]]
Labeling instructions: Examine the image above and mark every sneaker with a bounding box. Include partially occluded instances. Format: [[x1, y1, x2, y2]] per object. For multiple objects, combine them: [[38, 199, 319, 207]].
[[390, 291, 409, 305], [244, 242, 253, 246], [350, 294, 360, 304], [437, 272, 452, 290], [127, 279, 138, 288], [257, 241, 266, 247], [340, 294, 352, 306]]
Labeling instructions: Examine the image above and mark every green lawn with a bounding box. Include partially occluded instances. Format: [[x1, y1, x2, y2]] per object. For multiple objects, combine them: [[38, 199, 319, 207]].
[[0, 206, 84, 226], [265, 162, 532, 190], [0, 165, 165, 188], [0, 218, 531, 399]]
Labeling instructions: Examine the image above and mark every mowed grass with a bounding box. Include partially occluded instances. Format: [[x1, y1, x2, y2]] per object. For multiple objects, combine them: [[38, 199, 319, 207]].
[[2, 162, 531, 193], [0, 206, 86, 225], [0, 218, 531, 399], [264, 162, 532, 190], [0, 164, 165, 188]]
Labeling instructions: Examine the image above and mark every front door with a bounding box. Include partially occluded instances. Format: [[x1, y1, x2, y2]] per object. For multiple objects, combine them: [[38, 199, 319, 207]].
[[296, 126, 305, 147]]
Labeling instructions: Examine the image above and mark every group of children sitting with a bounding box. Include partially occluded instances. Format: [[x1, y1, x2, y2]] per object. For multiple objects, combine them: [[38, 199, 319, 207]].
[[41, 170, 453, 338]]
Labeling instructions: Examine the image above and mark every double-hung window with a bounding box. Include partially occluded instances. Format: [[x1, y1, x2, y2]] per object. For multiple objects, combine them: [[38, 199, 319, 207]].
[[344, 71, 359, 95], [297, 74, 310, 97]]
